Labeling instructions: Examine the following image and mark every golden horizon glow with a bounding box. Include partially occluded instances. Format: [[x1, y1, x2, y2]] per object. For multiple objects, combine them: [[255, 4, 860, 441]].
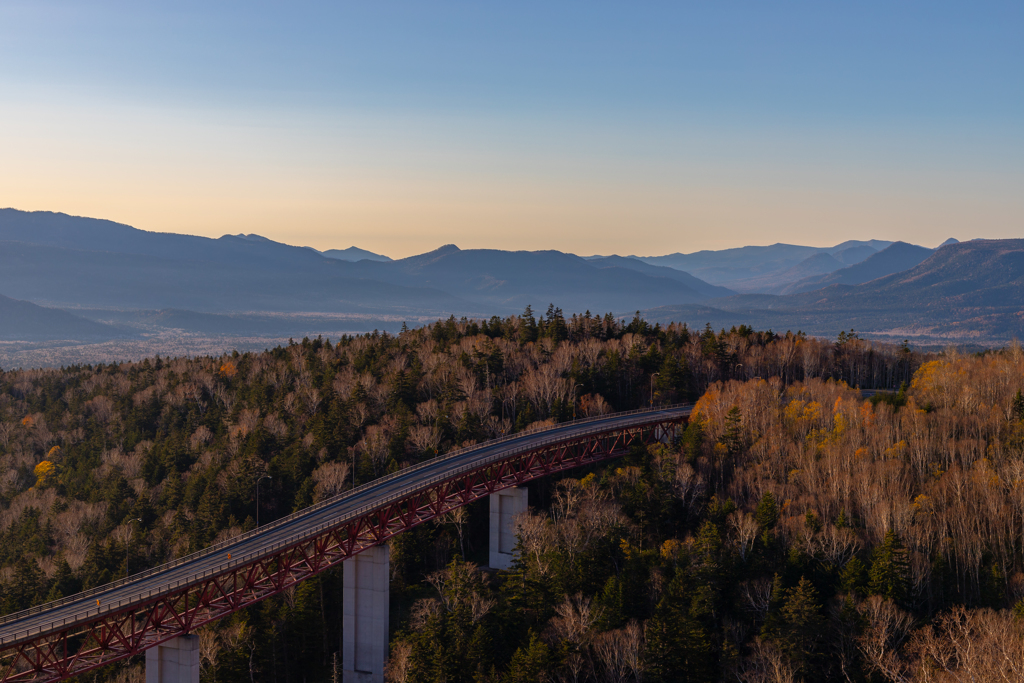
[[2, 96, 1021, 259]]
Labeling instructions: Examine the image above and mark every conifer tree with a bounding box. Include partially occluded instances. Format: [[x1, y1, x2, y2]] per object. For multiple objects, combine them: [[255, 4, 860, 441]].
[[722, 406, 744, 457], [645, 573, 716, 683], [762, 576, 826, 680], [869, 530, 910, 604], [755, 491, 780, 530], [502, 632, 550, 683]]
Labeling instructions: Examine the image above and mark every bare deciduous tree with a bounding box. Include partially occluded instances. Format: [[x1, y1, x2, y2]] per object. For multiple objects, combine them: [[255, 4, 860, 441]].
[[734, 638, 798, 683], [594, 620, 644, 683], [857, 596, 914, 683], [312, 461, 352, 502], [385, 640, 413, 683]]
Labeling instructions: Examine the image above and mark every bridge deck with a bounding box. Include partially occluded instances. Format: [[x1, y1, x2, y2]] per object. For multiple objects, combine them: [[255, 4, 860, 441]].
[[0, 405, 691, 647]]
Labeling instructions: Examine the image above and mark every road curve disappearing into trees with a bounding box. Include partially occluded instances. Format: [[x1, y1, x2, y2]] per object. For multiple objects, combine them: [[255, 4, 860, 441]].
[[0, 405, 692, 650]]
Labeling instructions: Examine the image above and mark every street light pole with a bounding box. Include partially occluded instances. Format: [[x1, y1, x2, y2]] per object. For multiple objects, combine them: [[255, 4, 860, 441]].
[[650, 373, 660, 408], [572, 383, 583, 420], [126, 518, 142, 578], [256, 475, 272, 528]]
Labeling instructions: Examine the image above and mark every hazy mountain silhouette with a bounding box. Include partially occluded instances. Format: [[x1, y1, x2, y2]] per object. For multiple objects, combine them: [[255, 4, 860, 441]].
[[648, 240, 1024, 340], [781, 242, 934, 294], [585, 255, 735, 298], [0, 294, 120, 341], [0, 239, 470, 315], [1, 209, 1015, 344], [827, 239, 893, 253], [737, 252, 845, 293], [634, 243, 820, 285], [833, 245, 879, 265], [343, 245, 720, 312], [0, 210, 726, 336], [632, 240, 889, 292], [320, 247, 392, 262], [795, 240, 1024, 311], [0, 210, 332, 270]]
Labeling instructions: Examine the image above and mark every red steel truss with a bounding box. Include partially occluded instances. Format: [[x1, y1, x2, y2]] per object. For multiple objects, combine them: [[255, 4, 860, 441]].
[[0, 414, 684, 683]]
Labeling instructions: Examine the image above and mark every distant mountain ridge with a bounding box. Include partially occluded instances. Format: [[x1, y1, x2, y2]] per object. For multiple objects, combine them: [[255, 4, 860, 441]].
[[1, 208, 1008, 346], [584, 255, 734, 298], [0, 210, 727, 334], [342, 245, 721, 312], [644, 240, 1024, 340], [781, 242, 935, 294], [631, 240, 893, 292], [320, 246, 392, 262]]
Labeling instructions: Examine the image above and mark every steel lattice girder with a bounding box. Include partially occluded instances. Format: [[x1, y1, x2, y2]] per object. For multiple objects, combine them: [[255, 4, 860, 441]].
[[0, 417, 682, 683]]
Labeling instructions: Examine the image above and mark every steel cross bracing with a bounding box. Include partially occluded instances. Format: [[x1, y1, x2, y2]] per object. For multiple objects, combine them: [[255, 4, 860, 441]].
[[0, 406, 689, 683]]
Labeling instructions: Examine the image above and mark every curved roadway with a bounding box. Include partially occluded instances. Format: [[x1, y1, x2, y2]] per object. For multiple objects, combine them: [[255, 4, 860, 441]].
[[0, 405, 691, 647]]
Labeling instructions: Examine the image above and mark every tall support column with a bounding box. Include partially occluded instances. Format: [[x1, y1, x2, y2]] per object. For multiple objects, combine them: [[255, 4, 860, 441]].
[[343, 544, 390, 683], [145, 635, 199, 683], [489, 486, 529, 570]]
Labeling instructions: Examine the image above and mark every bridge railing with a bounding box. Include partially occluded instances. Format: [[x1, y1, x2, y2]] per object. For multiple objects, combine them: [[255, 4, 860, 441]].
[[0, 404, 692, 638]]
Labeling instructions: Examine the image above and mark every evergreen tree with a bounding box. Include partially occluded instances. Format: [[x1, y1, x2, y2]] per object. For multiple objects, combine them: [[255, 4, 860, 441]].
[[502, 632, 550, 683], [762, 577, 826, 680], [722, 406, 744, 457], [521, 306, 538, 343], [869, 530, 910, 604], [645, 573, 717, 683], [839, 557, 868, 595], [755, 491, 780, 530]]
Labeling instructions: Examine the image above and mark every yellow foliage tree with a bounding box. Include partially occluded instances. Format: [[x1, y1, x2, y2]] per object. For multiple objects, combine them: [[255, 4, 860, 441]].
[[33, 460, 56, 487]]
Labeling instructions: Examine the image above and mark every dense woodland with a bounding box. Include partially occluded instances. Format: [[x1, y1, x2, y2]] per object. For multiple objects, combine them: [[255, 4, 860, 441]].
[[5, 308, 1020, 682]]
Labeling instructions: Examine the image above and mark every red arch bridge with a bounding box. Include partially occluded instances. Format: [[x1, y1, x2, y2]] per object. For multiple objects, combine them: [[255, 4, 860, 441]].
[[0, 405, 690, 683]]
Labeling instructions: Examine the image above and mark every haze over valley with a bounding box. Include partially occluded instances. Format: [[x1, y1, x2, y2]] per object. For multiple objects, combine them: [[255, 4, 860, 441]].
[[1, 208, 1019, 368]]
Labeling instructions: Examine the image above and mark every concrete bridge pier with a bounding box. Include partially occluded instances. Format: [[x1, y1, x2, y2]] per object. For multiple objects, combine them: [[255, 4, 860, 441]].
[[145, 635, 199, 683], [343, 544, 390, 683], [489, 486, 528, 570]]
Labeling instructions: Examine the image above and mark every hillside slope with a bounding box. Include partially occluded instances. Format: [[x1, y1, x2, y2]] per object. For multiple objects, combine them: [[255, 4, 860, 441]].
[[0, 209, 329, 270], [634, 240, 889, 292], [0, 210, 728, 336], [782, 241, 934, 294], [346, 246, 721, 312], [586, 255, 734, 297], [802, 240, 1024, 311], [0, 294, 120, 341], [0, 240, 469, 315], [659, 240, 1024, 340]]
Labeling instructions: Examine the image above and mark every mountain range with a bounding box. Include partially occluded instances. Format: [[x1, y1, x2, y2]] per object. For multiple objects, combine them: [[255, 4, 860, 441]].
[[0, 208, 1018, 349], [642, 240, 1024, 341], [631, 239, 898, 292]]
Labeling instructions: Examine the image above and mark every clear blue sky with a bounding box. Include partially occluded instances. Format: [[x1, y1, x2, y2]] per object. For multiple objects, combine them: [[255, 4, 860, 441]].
[[1, 1, 1021, 256]]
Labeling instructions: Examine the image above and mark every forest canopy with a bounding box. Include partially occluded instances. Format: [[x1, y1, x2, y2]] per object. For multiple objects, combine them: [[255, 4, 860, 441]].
[[4, 310, 1012, 682]]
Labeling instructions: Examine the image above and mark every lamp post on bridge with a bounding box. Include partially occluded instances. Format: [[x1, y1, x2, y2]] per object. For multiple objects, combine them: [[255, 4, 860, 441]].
[[256, 475, 272, 528], [650, 372, 660, 408], [572, 383, 583, 420]]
